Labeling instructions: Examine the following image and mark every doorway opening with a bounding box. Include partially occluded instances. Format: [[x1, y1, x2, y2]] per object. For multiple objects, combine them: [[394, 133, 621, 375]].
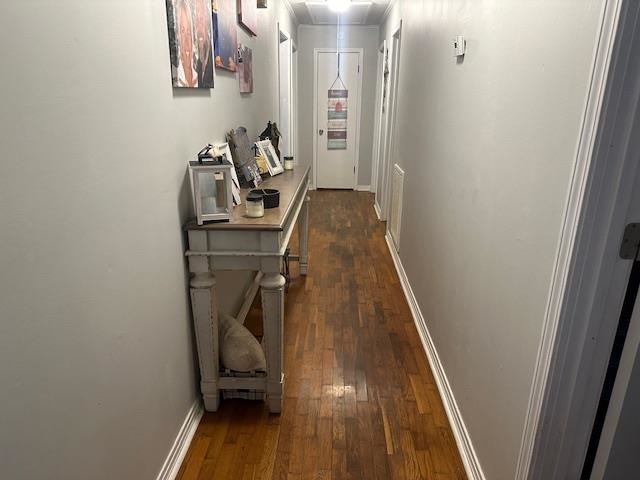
[[279, 26, 296, 160], [374, 23, 401, 221]]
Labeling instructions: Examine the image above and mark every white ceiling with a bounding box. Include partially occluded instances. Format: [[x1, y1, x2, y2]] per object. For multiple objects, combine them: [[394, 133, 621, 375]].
[[287, 1, 392, 25]]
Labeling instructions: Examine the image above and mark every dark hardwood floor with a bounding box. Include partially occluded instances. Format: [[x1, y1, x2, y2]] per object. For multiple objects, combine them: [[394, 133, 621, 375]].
[[176, 190, 466, 479]]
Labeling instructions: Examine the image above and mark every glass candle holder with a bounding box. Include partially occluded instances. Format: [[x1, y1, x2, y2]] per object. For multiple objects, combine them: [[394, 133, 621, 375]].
[[283, 156, 294, 170], [246, 191, 264, 218]]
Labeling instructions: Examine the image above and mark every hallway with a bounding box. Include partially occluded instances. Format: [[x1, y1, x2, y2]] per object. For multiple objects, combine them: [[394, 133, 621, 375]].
[[177, 190, 466, 479]]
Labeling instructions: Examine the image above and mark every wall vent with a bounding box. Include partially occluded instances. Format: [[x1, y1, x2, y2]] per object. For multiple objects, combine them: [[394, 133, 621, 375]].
[[390, 163, 404, 251]]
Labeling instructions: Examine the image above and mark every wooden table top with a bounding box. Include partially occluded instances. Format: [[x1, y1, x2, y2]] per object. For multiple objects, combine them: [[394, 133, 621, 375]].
[[184, 166, 310, 232]]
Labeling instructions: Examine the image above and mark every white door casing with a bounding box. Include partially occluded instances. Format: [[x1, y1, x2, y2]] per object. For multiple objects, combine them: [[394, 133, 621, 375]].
[[313, 48, 362, 189], [371, 41, 386, 202], [374, 23, 401, 221], [381, 25, 402, 222], [278, 27, 293, 158], [292, 43, 299, 161]]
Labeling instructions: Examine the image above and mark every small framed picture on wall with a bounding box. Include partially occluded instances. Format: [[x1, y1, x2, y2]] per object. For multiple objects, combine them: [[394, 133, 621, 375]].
[[237, 44, 253, 93], [237, 0, 258, 36]]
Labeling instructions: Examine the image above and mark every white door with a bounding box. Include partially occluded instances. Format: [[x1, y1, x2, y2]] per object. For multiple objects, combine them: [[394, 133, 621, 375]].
[[315, 50, 361, 189]]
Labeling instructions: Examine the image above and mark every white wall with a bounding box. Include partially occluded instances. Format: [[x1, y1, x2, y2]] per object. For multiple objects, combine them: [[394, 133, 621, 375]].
[[298, 25, 379, 187], [378, 1, 605, 478], [0, 1, 295, 479]]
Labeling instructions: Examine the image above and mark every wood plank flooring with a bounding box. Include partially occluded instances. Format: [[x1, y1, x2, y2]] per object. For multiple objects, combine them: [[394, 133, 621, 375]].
[[176, 190, 466, 480]]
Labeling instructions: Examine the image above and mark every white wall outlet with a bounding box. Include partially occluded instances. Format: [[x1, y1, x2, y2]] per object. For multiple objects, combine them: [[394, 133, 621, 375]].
[[453, 35, 466, 57]]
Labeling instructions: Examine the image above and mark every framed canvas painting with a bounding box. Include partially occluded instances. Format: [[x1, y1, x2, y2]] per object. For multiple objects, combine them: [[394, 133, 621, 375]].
[[237, 0, 257, 36], [212, 0, 237, 71], [165, 0, 214, 88], [237, 44, 253, 93]]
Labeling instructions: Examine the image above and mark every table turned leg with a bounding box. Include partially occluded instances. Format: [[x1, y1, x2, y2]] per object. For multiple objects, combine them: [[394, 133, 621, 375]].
[[260, 272, 286, 413], [190, 272, 220, 412], [298, 195, 310, 275]]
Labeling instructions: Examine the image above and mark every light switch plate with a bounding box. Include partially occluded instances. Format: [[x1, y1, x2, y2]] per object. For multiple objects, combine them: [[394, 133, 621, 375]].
[[453, 35, 466, 57]]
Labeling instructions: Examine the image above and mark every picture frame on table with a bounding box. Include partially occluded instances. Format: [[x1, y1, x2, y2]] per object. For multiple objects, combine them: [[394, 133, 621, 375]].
[[256, 139, 283, 176], [246, 162, 263, 188]]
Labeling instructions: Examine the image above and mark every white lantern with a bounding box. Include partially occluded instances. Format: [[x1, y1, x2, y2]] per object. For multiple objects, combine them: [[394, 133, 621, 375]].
[[189, 157, 234, 225]]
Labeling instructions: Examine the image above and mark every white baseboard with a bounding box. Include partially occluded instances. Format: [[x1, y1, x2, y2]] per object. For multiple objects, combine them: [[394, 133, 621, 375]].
[[356, 184, 371, 191], [373, 201, 383, 221], [384, 233, 485, 480], [155, 399, 204, 480]]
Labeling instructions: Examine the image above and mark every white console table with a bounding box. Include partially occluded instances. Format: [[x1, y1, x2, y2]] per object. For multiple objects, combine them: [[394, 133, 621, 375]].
[[183, 167, 310, 413]]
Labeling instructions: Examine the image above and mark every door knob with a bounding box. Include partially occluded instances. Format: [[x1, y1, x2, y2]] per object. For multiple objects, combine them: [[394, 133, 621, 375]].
[[319, 129, 324, 135]]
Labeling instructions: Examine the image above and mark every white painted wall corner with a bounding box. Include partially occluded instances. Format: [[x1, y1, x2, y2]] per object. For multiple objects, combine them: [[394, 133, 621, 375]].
[[356, 184, 371, 191], [155, 400, 203, 480], [384, 233, 486, 480]]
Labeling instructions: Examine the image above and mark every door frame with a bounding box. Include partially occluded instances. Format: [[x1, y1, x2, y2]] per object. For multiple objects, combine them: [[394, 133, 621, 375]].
[[516, 1, 640, 478], [371, 40, 386, 202], [292, 42, 299, 163], [312, 47, 363, 190], [375, 22, 401, 221], [278, 25, 295, 159]]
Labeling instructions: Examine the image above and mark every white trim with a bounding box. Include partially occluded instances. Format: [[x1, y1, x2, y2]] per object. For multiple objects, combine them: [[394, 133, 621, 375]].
[[278, 25, 294, 159], [292, 46, 299, 163], [517, 1, 640, 478], [382, 24, 402, 221], [355, 184, 370, 191], [384, 233, 485, 480], [370, 46, 385, 194], [376, 23, 401, 221], [354, 49, 363, 191], [373, 201, 382, 220], [312, 47, 364, 190], [155, 399, 204, 480]]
